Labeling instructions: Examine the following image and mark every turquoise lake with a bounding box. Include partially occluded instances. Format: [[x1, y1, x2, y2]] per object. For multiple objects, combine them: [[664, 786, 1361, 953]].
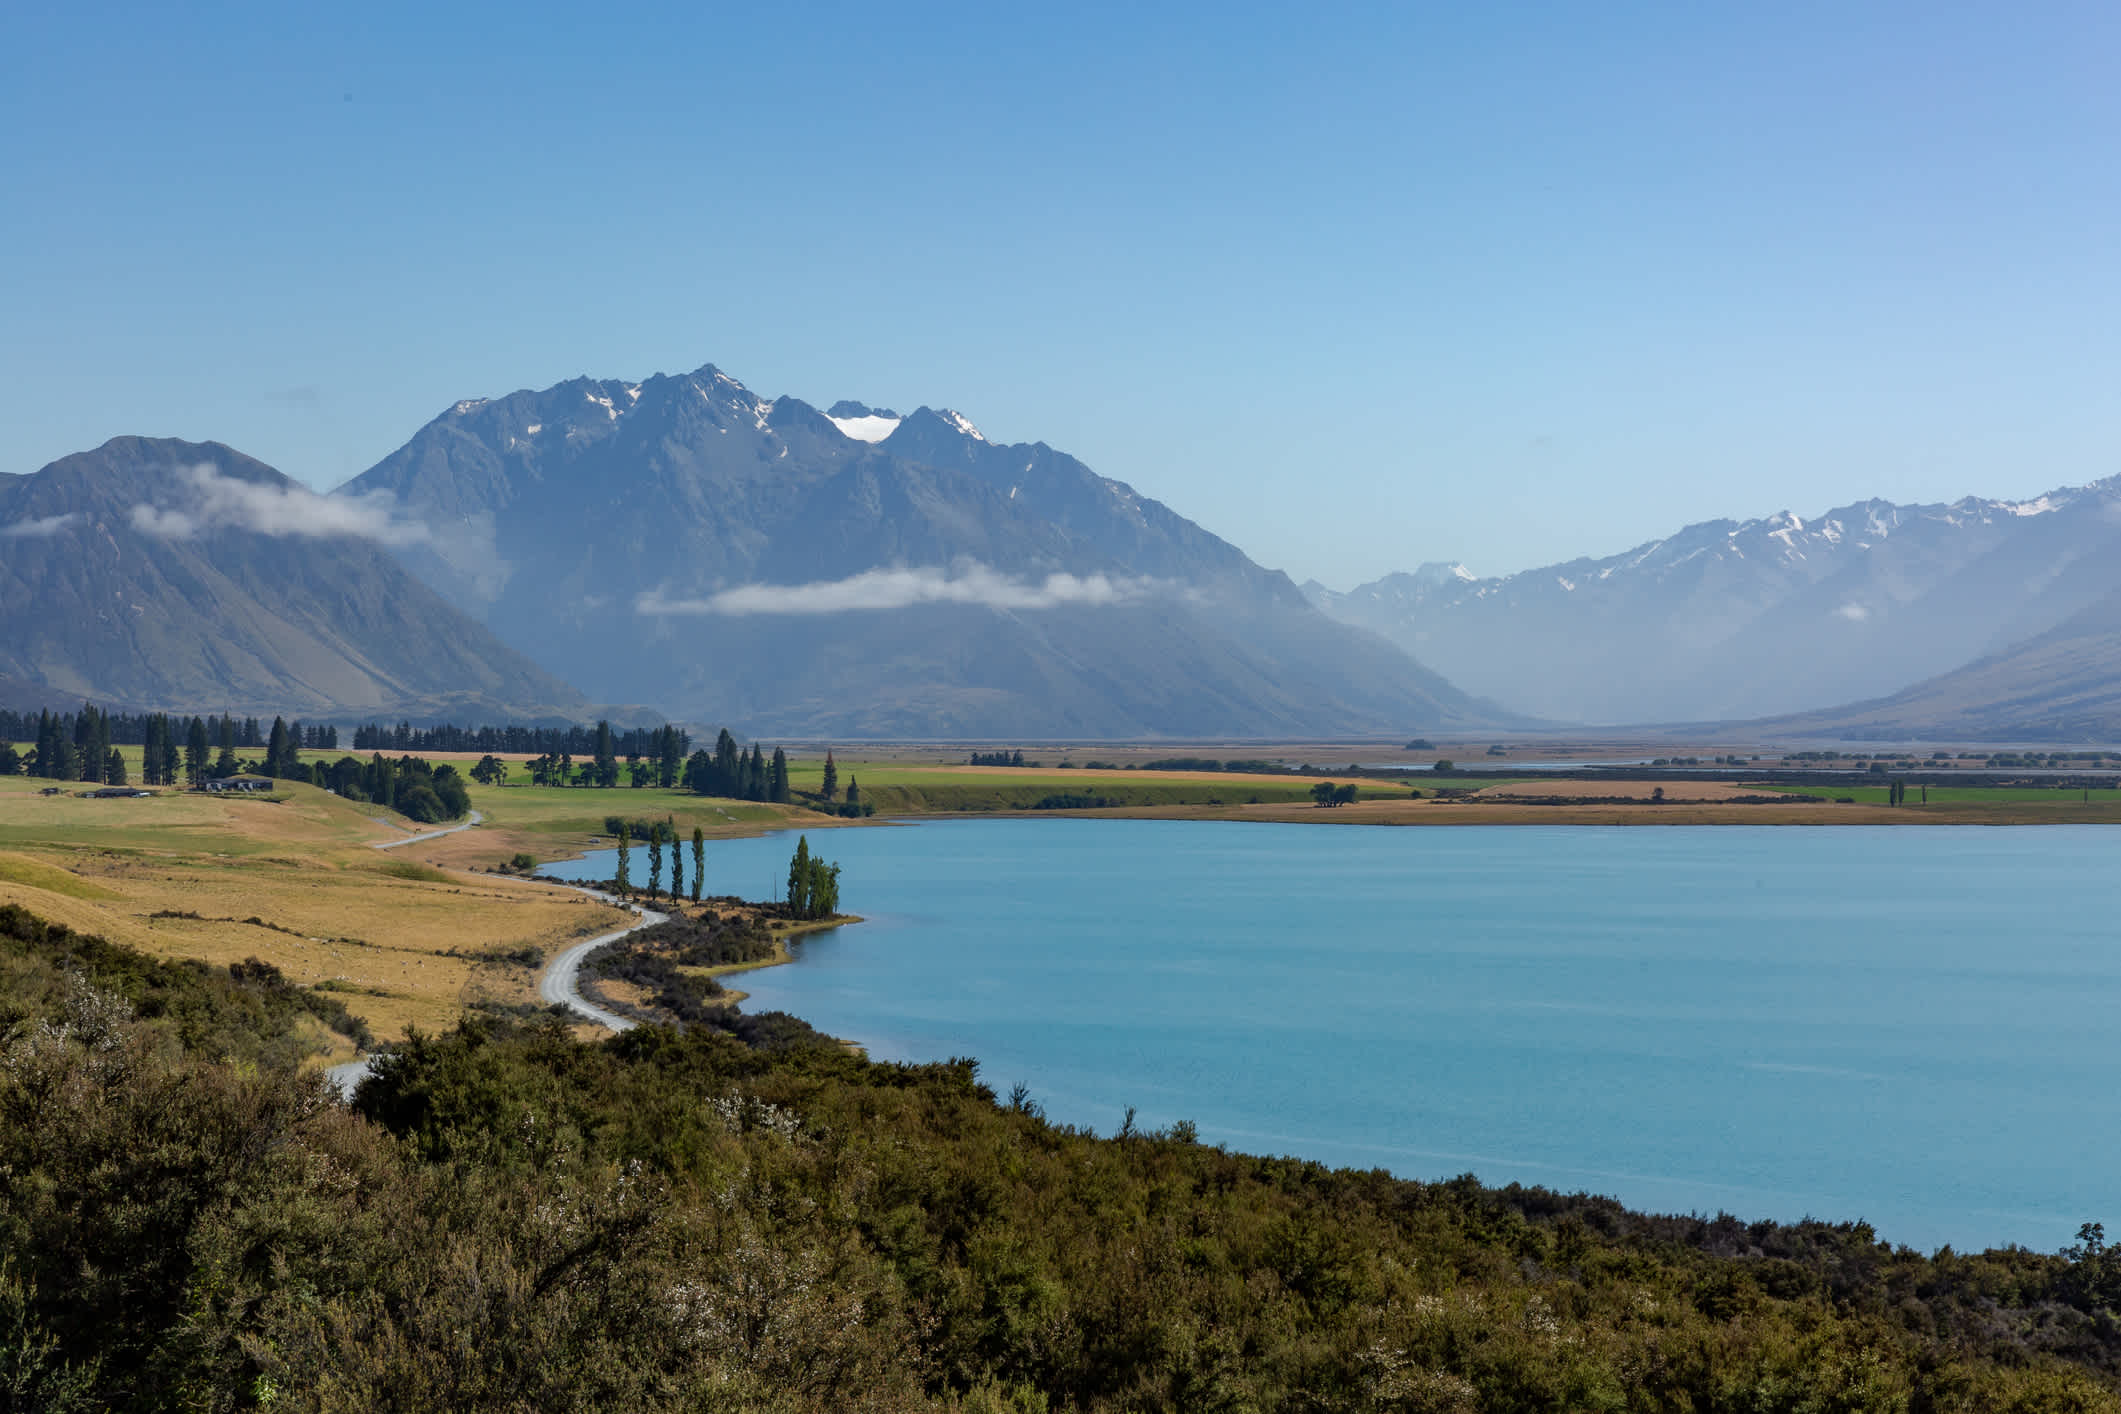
[[550, 820, 2121, 1253]]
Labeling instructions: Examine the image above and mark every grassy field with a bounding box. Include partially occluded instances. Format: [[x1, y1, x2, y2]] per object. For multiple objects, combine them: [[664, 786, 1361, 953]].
[[0, 770, 632, 1048]]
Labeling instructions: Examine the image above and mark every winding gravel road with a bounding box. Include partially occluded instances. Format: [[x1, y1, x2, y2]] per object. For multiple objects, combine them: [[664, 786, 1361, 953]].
[[327, 818, 657, 1098], [371, 808, 484, 849], [537, 886, 667, 1031]]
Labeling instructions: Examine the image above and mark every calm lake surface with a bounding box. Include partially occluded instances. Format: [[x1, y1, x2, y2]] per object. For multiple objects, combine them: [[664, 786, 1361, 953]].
[[550, 820, 2121, 1253]]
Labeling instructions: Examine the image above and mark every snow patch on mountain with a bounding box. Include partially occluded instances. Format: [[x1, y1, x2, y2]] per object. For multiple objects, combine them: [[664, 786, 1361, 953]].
[[827, 413, 903, 442]]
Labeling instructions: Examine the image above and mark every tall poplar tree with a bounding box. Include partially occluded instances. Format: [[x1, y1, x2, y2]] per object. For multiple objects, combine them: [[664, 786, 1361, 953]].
[[690, 826, 705, 903], [647, 824, 664, 902], [615, 823, 632, 894], [668, 817, 684, 903]]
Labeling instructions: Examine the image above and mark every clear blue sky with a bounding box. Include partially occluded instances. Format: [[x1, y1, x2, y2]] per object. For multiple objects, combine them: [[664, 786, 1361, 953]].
[[6, 1, 2118, 586]]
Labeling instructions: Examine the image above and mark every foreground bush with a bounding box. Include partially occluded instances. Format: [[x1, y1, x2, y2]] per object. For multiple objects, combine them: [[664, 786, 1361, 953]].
[[3, 905, 2120, 1411]]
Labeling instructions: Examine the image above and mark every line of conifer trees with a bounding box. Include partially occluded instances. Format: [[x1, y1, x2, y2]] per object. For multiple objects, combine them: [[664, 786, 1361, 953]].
[[0, 707, 337, 753], [681, 729, 792, 803], [2, 707, 345, 785], [351, 719, 687, 758]]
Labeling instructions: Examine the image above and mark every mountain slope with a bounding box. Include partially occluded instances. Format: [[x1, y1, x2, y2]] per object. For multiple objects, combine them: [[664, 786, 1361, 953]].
[[1310, 480, 2121, 724], [343, 364, 1507, 736], [0, 437, 592, 719], [1762, 587, 2121, 741]]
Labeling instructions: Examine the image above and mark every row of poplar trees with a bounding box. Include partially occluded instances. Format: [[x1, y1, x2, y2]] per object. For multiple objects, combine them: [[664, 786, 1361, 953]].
[[614, 819, 707, 903]]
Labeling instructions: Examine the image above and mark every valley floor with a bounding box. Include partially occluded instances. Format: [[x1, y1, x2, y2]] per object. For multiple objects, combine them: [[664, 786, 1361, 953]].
[[4, 734, 2117, 1053]]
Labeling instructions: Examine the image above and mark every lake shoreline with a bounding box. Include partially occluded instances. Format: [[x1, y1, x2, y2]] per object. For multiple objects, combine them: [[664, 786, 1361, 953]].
[[576, 817, 2121, 1255]]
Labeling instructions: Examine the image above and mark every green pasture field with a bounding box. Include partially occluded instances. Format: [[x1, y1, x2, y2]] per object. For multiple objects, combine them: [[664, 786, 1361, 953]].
[[2, 742, 1513, 822]]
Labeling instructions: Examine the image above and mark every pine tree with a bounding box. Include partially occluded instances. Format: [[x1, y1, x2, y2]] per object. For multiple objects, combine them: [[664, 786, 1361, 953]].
[[185, 718, 208, 787], [75, 706, 104, 784], [769, 747, 790, 803], [615, 824, 632, 895], [215, 718, 238, 779], [845, 776, 860, 810], [47, 718, 76, 782], [691, 826, 705, 903], [104, 748, 126, 787], [267, 717, 292, 778], [656, 725, 682, 789], [594, 720, 617, 788], [820, 750, 838, 802], [713, 729, 740, 797]]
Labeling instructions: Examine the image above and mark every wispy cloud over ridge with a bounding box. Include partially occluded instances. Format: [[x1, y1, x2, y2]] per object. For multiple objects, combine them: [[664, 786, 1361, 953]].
[[0, 513, 80, 539], [637, 565, 1158, 616], [129, 464, 431, 545]]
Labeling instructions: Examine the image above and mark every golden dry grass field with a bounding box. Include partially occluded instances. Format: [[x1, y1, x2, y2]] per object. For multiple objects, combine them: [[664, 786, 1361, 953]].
[[0, 759, 870, 1056], [0, 772, 634, 1051]]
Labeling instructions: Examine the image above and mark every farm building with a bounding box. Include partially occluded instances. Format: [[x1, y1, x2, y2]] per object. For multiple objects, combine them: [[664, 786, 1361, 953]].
[[202, 775, 274, 793]]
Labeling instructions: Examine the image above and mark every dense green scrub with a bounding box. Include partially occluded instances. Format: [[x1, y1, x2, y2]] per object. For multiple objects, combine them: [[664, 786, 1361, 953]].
[[3, 904, 2120, 1412]]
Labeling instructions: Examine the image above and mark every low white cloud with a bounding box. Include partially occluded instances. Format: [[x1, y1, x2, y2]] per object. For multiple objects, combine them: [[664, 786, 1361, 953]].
[[0, 513, 79, 539], [1834, 602, 1871, 622], [128, 464, 431, 546], [638, 564, 1158, 616]]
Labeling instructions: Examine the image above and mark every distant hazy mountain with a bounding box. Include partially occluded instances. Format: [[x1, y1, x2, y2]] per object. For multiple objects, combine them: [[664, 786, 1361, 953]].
[[343, 363, 1509, 736], [0, 437, 592, 720], [1763, 586, 2121, 741], [1308, 479, 2121, 725]]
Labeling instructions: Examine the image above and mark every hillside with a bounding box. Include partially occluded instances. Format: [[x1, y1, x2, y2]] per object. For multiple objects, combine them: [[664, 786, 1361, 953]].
[[0, 437, 592, 719], [344, 364, 1510, 737], [1762, 586, 2121, 741], [1310, 479, 2121, 725]]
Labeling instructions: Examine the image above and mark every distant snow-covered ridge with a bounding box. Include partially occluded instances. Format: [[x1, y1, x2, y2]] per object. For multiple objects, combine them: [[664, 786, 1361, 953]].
[[1306, 475, 2121, 725]]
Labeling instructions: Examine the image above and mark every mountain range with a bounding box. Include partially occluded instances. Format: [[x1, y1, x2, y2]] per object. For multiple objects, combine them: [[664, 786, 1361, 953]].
[[338, 364, 1507, 737], [5, 363, 2116, 741], [1307, 480, 2121, 729], [0, 438, 590, 721]]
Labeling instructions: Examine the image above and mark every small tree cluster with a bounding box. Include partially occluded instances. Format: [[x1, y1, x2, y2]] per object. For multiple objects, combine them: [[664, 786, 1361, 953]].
[[681, 731, 790, 803], [785, 836, 842, 920]]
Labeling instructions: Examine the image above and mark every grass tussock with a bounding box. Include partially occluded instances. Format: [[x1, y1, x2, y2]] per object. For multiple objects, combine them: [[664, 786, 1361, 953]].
[[373, 859, 456, 885]]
